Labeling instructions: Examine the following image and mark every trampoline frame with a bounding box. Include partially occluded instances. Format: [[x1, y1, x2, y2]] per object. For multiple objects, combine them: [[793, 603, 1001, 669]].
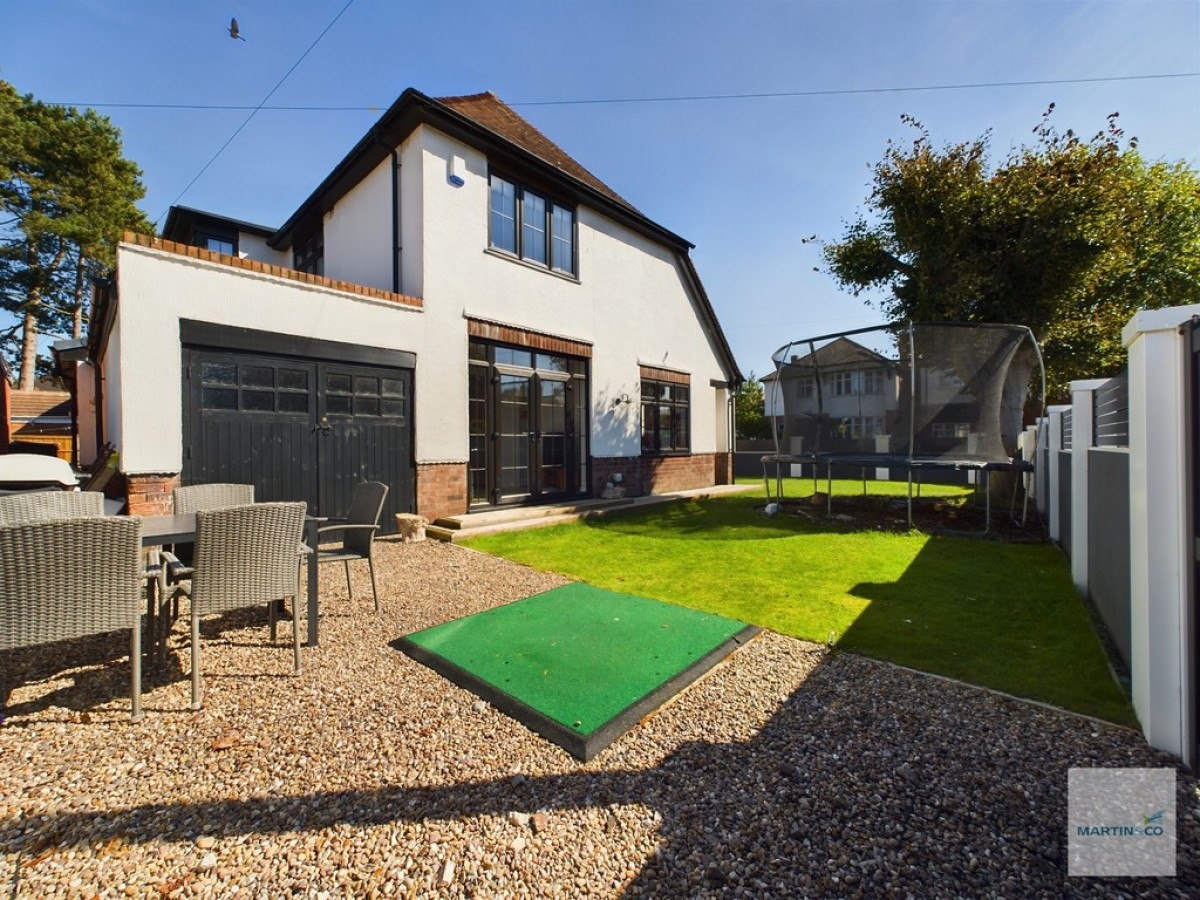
[[764, 321, 1046, 535]]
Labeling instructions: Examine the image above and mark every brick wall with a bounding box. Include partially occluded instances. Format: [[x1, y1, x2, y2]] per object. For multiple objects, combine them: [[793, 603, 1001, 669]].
[[643, 454, 718, 494], [418, 462, 468, 520], [124, 472, 181, 516], [713, 452, 733, 485], [593, 454, 719, 497]]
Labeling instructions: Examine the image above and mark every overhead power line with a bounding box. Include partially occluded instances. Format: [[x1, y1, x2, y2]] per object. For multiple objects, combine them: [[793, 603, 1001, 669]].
[[58, 71, 1200, 115], [155, 0, 357, 225]]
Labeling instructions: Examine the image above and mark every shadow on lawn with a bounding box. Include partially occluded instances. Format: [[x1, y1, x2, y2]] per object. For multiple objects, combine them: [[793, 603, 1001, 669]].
[[5, 653, 1192, 895], [839, 535, 1135, 725], [580, 495, 819, 541]]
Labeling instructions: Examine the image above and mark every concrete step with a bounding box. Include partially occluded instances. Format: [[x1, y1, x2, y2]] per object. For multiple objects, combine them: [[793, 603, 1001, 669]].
[[426, 484, 756, 543]]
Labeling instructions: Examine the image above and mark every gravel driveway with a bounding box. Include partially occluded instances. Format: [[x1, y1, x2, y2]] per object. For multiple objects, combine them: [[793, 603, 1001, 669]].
[[2, 538, 1197, 897]]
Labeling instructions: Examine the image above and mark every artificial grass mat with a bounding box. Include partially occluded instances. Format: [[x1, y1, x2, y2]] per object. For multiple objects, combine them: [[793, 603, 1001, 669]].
[[396, 583, 760, 760]]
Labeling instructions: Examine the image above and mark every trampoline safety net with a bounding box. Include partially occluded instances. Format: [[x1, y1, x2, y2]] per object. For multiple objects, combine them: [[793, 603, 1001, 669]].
[[768, 322, 1045, 465]]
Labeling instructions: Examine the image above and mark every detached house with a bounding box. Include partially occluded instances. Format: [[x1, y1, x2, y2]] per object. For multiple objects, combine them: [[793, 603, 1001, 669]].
[[81, 89, 741, 526]]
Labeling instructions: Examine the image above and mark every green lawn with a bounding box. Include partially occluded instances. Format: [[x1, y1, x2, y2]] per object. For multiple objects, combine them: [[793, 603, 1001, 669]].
[[464, 479, 1135, 726]]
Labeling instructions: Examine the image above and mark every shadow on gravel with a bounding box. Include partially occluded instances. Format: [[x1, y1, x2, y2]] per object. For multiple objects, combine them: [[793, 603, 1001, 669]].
[[5, 653, 1195, 897]]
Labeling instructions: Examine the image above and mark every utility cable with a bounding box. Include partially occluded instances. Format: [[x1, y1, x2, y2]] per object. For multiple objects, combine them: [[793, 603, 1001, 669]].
[[60, 71, 1199, 116], [154, 0, 357, 225]]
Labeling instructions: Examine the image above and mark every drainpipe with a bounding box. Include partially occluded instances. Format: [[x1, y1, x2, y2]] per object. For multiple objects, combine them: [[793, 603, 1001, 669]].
[[389, 145, 402, 294]]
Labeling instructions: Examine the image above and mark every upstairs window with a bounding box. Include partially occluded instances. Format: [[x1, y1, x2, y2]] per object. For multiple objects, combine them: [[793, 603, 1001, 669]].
[[196, 230, 237, 256], [489, 173, 575, 276], [294, 230, 324, 276], [832, 369, 885, 396]]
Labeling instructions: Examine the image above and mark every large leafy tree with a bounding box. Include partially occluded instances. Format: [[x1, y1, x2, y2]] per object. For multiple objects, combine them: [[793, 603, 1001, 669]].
[[1, 80, 151, 388], [818, 108, 1200, 397]]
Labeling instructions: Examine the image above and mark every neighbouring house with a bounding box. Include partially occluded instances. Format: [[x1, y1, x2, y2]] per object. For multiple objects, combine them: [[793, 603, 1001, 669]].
[[764, 336, 902, 457], [76, 89, 741, 527], [5, 388, 74, 462]]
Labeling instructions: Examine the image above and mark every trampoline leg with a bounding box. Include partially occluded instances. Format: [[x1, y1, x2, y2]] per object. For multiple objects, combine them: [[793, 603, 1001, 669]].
[[983, 471, 992, 536], [907, 471, 913, 528], [826, 464, 833, 518]]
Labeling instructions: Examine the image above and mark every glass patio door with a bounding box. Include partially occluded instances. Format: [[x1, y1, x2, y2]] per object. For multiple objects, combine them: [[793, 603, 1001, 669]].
[[537, 376, 569, 497], [468, 341, 588, 507], [496, 372, 532, 500]]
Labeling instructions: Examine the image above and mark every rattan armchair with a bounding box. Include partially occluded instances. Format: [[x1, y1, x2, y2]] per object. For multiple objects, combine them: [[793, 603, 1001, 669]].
[[173, 483, 256, 515], [316, 481, 388, 613], [165, 483, 255, 591], [170, 501, 307, 710], [0, 516, 145, 721], [0, 490, 105, 524]]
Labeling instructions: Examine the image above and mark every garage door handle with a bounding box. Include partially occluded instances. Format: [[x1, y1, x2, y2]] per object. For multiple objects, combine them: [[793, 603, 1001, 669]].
[[311, 422, 332, 435]]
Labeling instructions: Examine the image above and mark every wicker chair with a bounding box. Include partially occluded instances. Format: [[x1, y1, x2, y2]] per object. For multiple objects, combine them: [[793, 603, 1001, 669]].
[[0, 516, 145, 721], [316, 482, 388, 613], [171, 502, 307, 710], [165, 483, 255, 589], [0, 490, 105, 525], [173, 483, 255, 515]]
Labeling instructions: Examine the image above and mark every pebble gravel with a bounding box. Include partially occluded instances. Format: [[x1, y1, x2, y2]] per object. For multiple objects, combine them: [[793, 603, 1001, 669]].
[[2, 538, 1197, 898]]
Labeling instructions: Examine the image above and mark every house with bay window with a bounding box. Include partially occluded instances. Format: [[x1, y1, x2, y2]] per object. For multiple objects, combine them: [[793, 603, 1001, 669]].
[[79, 88, 741, 528]]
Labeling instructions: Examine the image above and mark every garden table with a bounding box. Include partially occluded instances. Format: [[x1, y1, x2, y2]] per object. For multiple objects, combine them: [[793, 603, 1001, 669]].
[[139, 513, 323, 646]]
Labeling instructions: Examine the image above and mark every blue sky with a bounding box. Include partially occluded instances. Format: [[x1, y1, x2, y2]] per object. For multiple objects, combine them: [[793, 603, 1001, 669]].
[[2, 0, 1197, 377]]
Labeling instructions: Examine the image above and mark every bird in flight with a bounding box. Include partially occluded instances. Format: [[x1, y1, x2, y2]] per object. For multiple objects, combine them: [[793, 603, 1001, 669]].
[[228, 17, 246, 41]]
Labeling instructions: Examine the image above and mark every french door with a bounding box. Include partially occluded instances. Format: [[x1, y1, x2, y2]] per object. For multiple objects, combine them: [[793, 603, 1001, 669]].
[[469, 342, 587, 506]]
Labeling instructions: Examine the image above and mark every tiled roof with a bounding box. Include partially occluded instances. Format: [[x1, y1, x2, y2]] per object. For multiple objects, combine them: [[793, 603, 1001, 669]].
[[10, 390, 71, 420], [436, 92, 636, 213]]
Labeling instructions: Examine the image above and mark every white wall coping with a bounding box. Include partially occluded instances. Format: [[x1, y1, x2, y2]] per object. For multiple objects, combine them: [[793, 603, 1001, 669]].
[[121, 242, 424, 316], [1121, 304, 1200, 346]]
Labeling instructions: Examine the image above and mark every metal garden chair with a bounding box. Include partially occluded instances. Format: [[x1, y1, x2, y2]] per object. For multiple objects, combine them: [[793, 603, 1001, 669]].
[[168, 501, 307, 710], [315, 481, 388, 613], [0, 516, 145, 721]]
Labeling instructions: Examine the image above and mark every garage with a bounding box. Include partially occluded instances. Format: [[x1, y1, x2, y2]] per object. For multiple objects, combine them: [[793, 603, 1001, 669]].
[[181, 322, 415, 533]]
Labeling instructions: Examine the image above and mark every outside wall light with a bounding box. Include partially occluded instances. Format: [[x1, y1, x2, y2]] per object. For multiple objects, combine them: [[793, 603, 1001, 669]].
[[613, 393, 631, 407]]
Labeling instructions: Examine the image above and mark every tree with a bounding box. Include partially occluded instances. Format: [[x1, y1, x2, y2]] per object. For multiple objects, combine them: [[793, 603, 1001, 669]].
[[735, 371, 773, 440], [816, 108, 1200, 398], [1, 80, 151, 388]]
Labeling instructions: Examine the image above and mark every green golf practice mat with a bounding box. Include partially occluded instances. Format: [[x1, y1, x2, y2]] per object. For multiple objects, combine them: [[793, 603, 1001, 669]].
[[396, 583, 760, 761]]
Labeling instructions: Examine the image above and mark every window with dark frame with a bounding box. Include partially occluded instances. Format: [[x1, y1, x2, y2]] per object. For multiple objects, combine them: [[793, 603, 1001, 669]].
[[294, 229, 324, 276], [488, 173, 576, 275], [640, 379, 690, 454], [196, 231, 237, 256]]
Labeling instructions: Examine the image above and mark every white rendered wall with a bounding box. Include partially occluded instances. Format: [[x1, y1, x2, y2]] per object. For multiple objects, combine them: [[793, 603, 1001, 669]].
[[236, 233, 288, 267], [323, 156, 397, 292], [413, 128, 732, 463], [76, 361, 98, 466], [111, 244, 424, 474], [1069, 378, 1109, 596], [1045, 405, 1069, 543], [1123, 305, 1198, 766]]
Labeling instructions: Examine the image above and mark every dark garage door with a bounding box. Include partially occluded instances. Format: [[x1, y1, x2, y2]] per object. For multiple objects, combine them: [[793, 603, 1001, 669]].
[[182, 337, 415, 533]]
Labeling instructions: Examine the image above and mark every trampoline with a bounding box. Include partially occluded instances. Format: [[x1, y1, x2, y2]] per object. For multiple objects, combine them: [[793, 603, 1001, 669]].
[[762, 321, 1045, 534]]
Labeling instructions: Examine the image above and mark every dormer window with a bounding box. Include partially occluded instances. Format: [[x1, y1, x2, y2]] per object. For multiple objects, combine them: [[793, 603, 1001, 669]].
[[196, 230, 237, 256], [294, 229, 324, 276], [489, 173, 575, 276]]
